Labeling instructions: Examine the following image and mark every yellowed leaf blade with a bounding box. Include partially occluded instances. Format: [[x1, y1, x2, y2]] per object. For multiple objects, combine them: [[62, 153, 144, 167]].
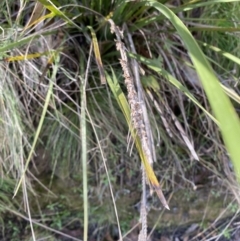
[[24, 2, 45, 30], [88, 26, 106, 85], [143, 156, 170, 210], [24, 12, 54, 31], [106, 70, 169, 209], [5, 51, 51, 62]]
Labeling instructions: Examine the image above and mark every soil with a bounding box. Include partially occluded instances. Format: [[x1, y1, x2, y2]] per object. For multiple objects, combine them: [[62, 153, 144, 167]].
[[1, 173, 239, 241]]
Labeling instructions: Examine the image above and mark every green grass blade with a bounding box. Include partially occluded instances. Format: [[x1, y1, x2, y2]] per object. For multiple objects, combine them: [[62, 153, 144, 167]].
[[201, 42, 240, 65], [13, 55, 59, 197], [106, 69, 130, 122], [177, 0, 240, 12], [37, 0, 82, 30], [146, 0, 240, 180], [128, 53, 218, 124]]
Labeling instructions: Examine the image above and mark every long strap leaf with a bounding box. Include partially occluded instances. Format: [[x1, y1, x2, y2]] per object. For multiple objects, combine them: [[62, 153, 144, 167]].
[[146, 0, 240, 181]]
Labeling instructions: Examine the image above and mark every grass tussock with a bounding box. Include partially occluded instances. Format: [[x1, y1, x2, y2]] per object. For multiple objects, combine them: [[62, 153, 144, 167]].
[[0, 0, 240, 240]]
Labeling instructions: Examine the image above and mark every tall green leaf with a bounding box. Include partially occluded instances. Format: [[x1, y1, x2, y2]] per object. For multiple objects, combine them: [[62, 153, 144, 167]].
[[145, 0, 240, 180]]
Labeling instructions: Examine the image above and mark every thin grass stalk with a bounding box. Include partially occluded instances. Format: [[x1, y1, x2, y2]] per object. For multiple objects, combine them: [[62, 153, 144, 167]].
[[138, 165, 147, 241], [86, 110, 123, 241], [15, 53, 59, 240], [80, 44, 91, 241], [13, 55, 57, 197], [22, 173, 36, 241]]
